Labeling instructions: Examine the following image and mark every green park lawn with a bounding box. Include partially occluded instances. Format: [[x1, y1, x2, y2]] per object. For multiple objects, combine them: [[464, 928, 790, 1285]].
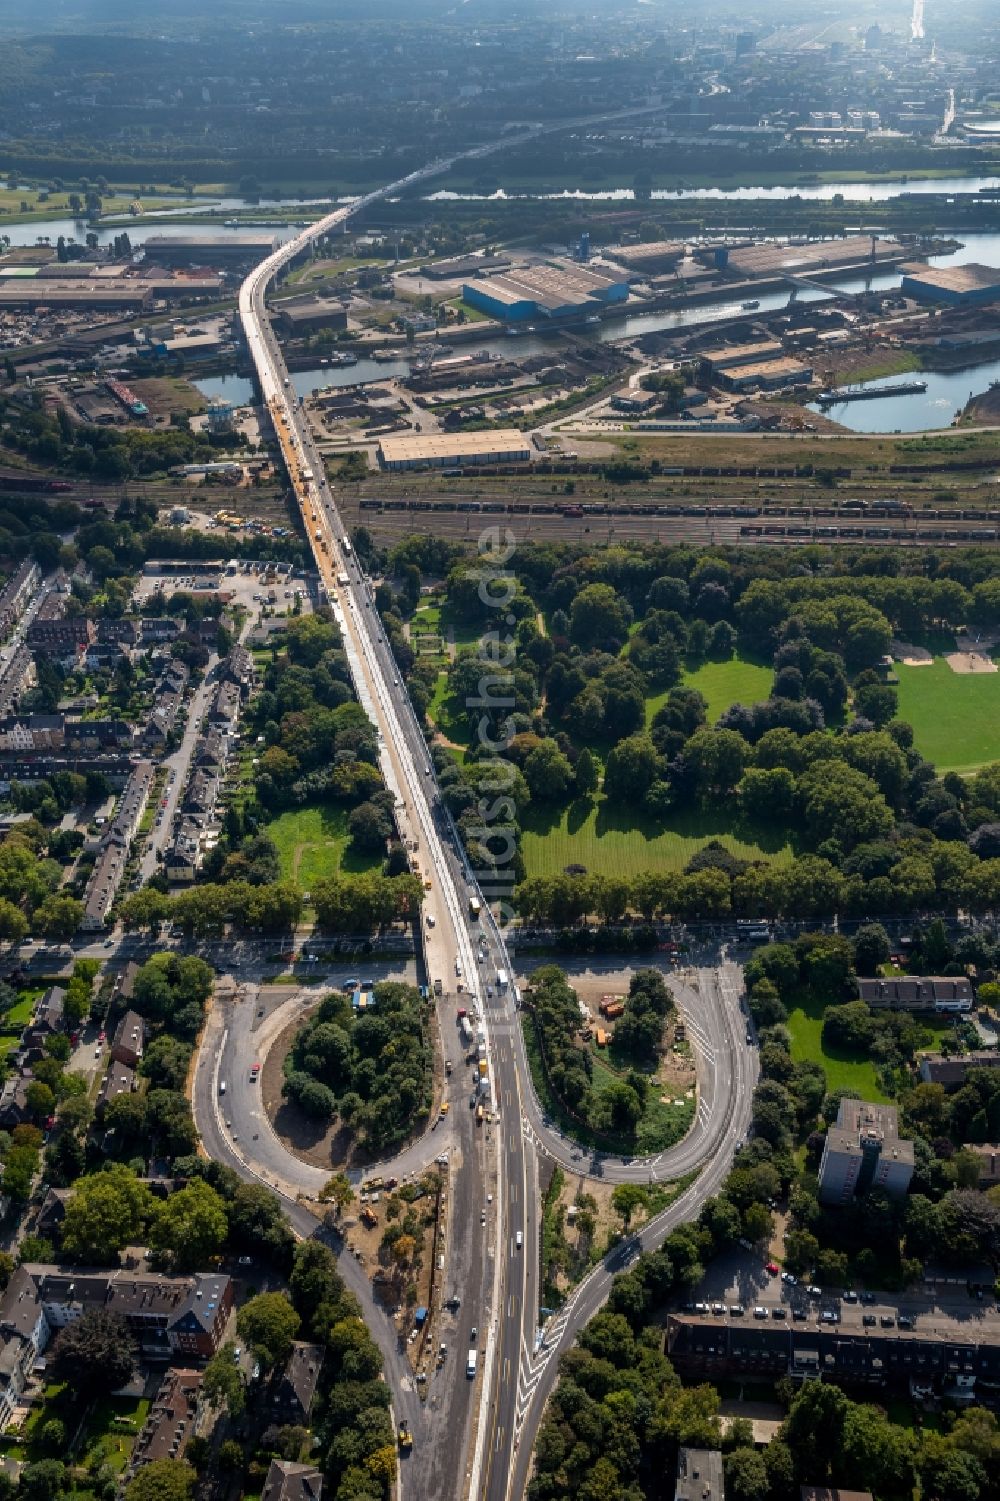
[[5, 991, 39, 1028], [895, 657, 1000, 774], [646, 653, 775, 727], [266, 804, 381, 888], [785, 989, 889, 1100], [521, 796, 793, 879]]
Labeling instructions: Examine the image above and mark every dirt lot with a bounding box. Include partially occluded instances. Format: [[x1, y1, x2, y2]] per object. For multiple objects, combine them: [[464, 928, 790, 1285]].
[[129, 375, 207, 420]]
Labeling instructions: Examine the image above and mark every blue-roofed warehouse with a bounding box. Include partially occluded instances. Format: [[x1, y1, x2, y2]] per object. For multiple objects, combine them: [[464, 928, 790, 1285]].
[[462, 258, 629, 323]]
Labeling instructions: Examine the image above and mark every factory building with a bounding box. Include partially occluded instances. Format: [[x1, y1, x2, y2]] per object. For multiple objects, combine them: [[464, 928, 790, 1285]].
[[275, 299, 348, 336], [611, 240, 687, 275], [462, 260, 628, 323], [702, 340, 784, 373], [818, 1099, 914, 1206], [378, 430, 531, 471], [700, 236, 901, 279], [141, 235, 278, 267], [900, 263, 1000, 307], [718, 357, 813, 391]]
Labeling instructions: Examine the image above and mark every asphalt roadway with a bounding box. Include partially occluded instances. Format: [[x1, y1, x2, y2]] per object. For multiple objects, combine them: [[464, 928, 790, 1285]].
[[227, 112, 765, 1501], [191, 956, 755, 1501]]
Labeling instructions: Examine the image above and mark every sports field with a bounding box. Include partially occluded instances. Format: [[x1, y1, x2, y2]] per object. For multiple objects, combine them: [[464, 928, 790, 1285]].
[[266, 804, 381, 888], [646, 654, 774, 726], [895, 657, 1000, 773], [521, 798, 793, 879]]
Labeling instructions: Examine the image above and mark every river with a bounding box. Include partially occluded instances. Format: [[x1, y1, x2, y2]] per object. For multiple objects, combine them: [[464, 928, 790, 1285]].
[[183, 228, 1000, 434], [4, 172, 1000, 249], [806, 359, 1000, 434], [426, 175, 1000, 203]]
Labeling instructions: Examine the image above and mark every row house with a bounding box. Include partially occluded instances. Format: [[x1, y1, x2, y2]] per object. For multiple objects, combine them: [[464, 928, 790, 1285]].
[[0, 560, 41, 638]]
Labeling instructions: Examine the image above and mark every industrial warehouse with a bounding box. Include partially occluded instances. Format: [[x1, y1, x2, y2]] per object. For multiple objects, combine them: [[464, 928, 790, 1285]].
[[900, 262, 1000, 305], [699, 234, 904, 279], [462, 259, 629, 322], [377, 430, 532, 470]]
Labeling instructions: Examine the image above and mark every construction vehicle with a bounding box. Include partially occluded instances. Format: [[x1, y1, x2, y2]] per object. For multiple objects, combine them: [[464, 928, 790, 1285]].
[[397, 1422, 413, 1452], [360, 1206, 378, 1229]]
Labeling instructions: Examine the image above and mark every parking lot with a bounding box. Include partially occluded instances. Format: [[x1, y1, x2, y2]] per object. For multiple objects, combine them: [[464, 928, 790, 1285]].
[[688, 1247, 1000, 1336]]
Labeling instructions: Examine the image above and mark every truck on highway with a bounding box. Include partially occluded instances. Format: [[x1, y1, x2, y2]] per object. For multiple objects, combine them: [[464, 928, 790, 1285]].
[[342, 538, 352, 555], [469, 895, 481, 918], [459, 1017, 474, 1047], [337, 573, 349, 586], [301, 467, 313, 483], [496, 968, 509, 990], [466, 1349, 477, 1379]]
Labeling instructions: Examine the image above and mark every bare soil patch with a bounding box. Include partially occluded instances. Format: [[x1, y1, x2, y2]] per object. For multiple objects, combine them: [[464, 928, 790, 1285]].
[[946, 650, 997, 675], [891, 638, 933, 666]]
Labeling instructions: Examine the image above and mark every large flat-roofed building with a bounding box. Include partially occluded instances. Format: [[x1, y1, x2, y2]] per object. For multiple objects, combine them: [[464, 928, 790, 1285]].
[[613, 240, 687, 275], [702, 340, 784, 371], [0, 282, 153, 311], [719, 357, 813, 391], [819, 1098, 914, 1205], [142, 235, 278, 267], [378, 429, 531, 471], [420, 254, 512, 280], [858, 976, 973, 1013], [462, 260, 628, 323], [718, 235, 901, 279], [275, 299, 347, 336], [901, 263, 1000, 306]]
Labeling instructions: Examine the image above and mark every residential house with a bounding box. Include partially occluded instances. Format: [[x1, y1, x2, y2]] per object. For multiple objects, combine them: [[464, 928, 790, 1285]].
[[23, 986, 65, 1049], [261, 1460, 324, 1501], [116, 960, 140, 1003], [26, 596, 95, 665], [165, 822, 201, 883], [665, 1308, 1000, 1402], [13, 1264, 234, 1359], [208, 679, 241, 730], [0, 647, 35, 716], [858, 977, 973, 1014], [0, 1075, 33, 1130], [35, 1188, 73, 1239], [84, 641, 130, 673], [0, 560, 41, 637], [96, 618, 142, 648], [127, 1368, 203, 1474], [80, 761, 155, 930], [270, 1343, 324, 1427], [159, 659, 190, 694], [111, 1010, 146, 1068], [919, 1052, 1000, 1087], [184, 768, 220, 818], [224, 643, 255, 697], [140, 618, 182, 646], [145, 691, 183, 745], [675, 1448, 724, 1501], [97, 1060, 136, 1115], [195, 729, 228, 770], [65, 718, 134, 753]]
